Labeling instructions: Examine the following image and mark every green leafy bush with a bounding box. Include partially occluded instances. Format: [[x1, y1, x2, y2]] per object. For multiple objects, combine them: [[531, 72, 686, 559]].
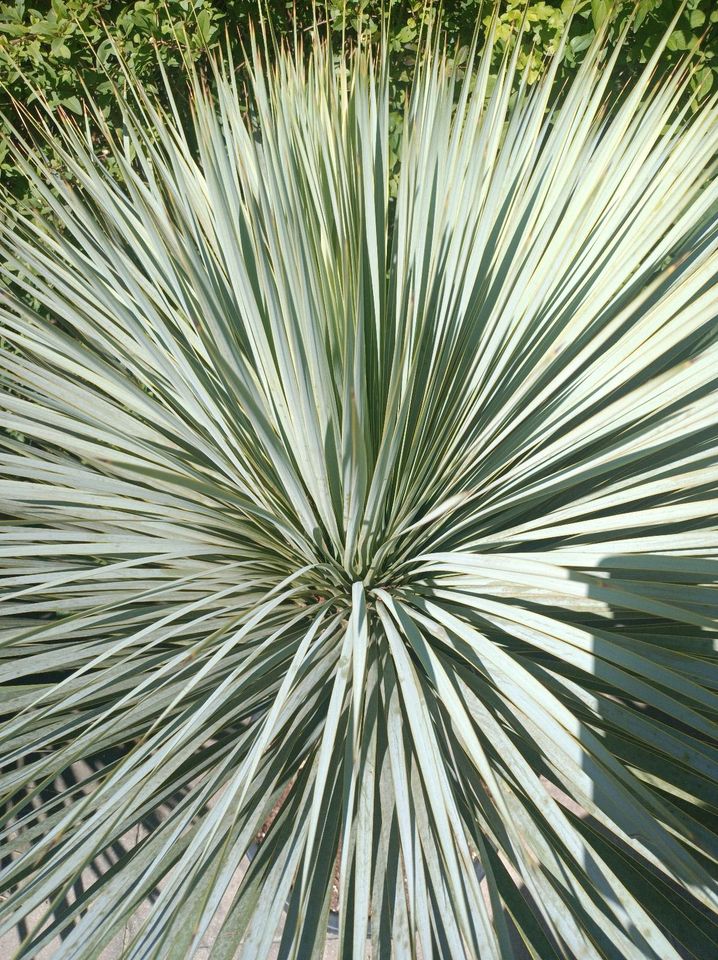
[[0, 0, 222, 195], [1, 16, 717, 960], [1, 1, 717, 202]]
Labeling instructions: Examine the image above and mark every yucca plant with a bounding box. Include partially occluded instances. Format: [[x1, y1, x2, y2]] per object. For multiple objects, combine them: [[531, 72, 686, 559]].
[[1, 7, 717, 959]]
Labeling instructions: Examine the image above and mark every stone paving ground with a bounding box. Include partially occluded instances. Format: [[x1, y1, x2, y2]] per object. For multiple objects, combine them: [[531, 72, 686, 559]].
[[0, 847, 370, 960], [0, 829, 373, 959], [0, 756, 378, 959], [0, 836, 527, 959], [0, 763, 528, 960]]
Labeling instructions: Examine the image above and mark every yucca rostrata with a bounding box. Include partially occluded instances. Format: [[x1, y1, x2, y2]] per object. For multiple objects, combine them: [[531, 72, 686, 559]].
[[0, 13, 717, 960]]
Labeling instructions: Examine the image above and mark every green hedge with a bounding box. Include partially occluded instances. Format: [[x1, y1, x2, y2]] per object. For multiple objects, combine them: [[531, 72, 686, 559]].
[[1, 1, 717, 203]]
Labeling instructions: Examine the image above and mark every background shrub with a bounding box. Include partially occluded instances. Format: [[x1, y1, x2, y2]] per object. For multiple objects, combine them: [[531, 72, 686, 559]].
[[1, 0, 717, 204]]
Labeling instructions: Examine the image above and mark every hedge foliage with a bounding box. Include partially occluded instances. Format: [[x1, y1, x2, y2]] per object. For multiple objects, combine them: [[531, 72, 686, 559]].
[[1, 0, 717, 202]]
